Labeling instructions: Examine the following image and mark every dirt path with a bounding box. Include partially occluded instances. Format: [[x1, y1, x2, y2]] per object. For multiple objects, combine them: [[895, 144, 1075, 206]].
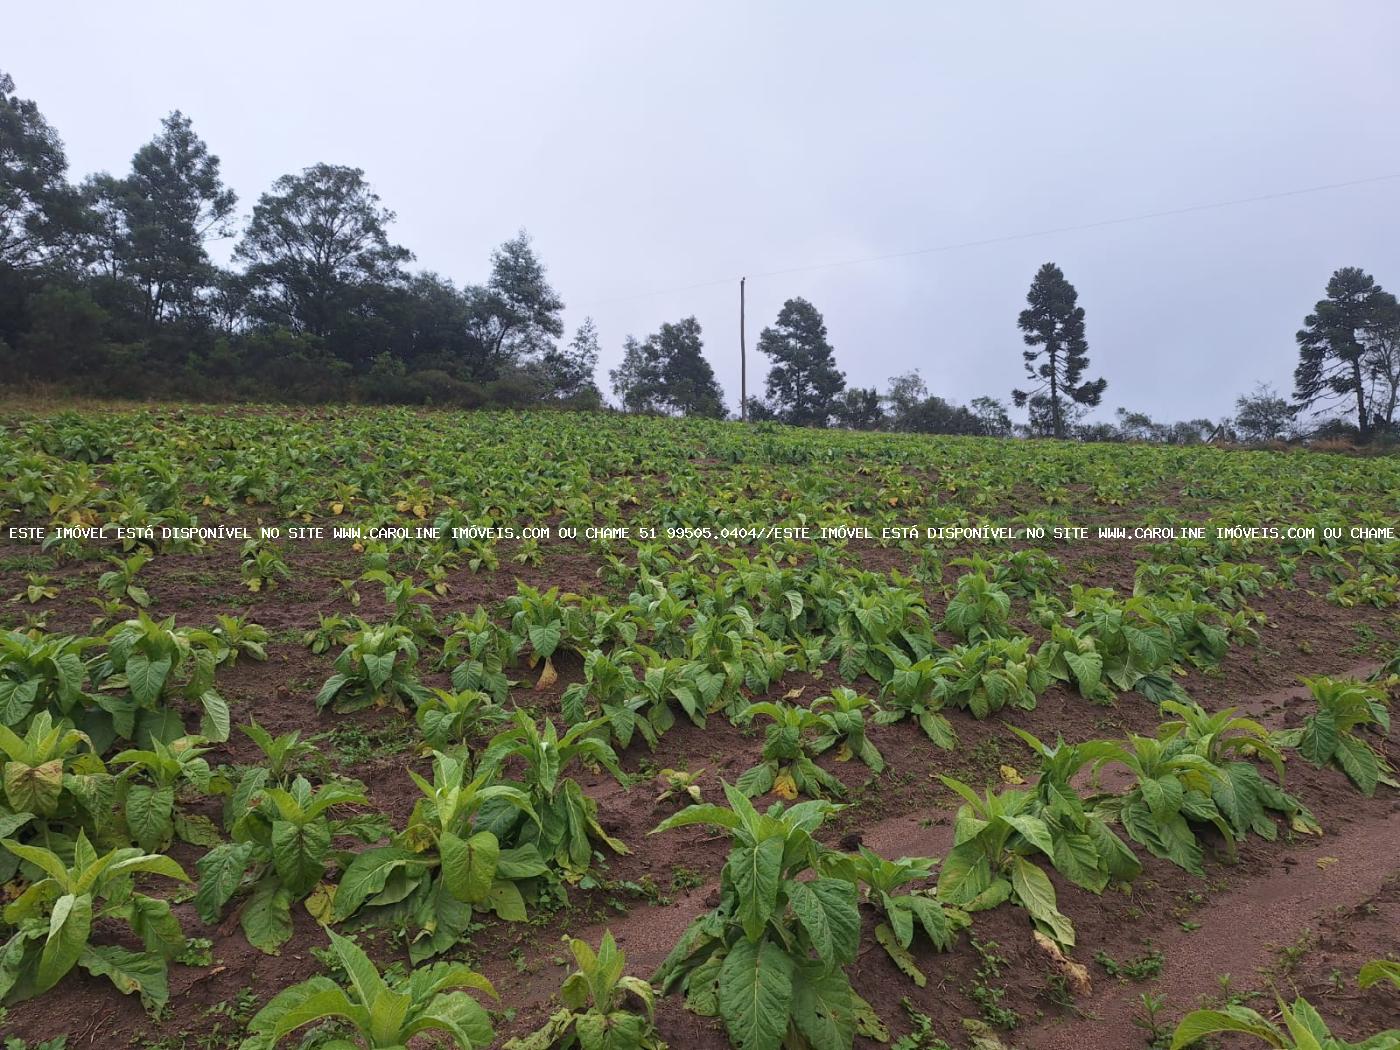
[[1021, 802, 1400, 1049]]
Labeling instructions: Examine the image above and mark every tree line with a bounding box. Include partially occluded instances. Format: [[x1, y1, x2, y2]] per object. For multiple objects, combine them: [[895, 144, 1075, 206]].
[[3, 69, 1397, 443]]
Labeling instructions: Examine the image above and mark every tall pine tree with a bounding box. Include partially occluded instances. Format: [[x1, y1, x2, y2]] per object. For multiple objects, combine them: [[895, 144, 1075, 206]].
[[756, 297, 845, 426], [1294, 267, 1398, 439], [1013, 262, 1105, 438]]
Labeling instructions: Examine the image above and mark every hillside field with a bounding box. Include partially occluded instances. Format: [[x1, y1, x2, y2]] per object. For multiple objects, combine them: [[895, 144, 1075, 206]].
[[1, 406, 1398, 1050]]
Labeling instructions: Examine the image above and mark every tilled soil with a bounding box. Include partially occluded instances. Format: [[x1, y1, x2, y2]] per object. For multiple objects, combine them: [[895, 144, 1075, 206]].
[[1, 528, 1397, 1050]]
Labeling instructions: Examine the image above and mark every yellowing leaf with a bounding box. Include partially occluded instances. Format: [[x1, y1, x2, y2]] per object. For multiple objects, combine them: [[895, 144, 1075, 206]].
[[1316, 856, 1338, 870], [412, 504, 427, 519], [395, 500, 410, 513], [774, 772, 799, 800], [999, 764, 1025, 785], [304, 881, 336, 924], [331, 502, 344, 515], [834, 743, 853, 763], [536, 659, 558, 690]]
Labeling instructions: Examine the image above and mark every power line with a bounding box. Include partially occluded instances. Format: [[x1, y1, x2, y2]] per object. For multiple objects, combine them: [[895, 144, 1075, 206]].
[[575, 171, 1400, 308]]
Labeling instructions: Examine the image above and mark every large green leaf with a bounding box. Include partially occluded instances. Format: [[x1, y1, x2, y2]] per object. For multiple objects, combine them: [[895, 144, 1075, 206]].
[[79, 944, 170, 1013], [1298, 710, 1338, 765], [125, 653, 171, 708], [728, 837, 783, 943], [718, 938, 795, 1050], [804, 878, 860, 965], [790, 962, 855, 1050], [1333, 734, 1379, 796], [440, 830, 499, 904], [36, 892, 92, 992], [126, 783, 175, 853], [270, 818, 331, 896], [332, 846, 419, 920], [1010, 856, 1073, 947], [194, 841, 256, 922], [242, 878, 294, 954]]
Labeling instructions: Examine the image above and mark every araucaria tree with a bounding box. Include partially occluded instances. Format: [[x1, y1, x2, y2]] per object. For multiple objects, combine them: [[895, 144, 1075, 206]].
[[1294, 267, 1400, 439], [1013, 262, 1106, 438], [757, 296, 846, 426]]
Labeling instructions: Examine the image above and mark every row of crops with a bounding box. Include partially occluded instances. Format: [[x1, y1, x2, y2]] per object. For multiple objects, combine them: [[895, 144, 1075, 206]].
[[1, 407, 1398, 1049]]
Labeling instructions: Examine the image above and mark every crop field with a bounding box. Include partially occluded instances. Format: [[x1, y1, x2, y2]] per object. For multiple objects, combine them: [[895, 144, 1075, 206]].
[[1, 405, 1398, 1050]]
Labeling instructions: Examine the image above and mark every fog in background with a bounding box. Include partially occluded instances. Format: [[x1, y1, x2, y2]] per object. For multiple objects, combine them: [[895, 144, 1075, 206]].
[[12, 0, 1400, 419]]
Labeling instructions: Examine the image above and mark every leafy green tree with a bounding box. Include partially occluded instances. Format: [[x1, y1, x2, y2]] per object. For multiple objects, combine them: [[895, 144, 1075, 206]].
[[89, 112, 237, 328], [1294, 267, 1399, 439], [832, 386, 884, 430], [756, 297, 846, 426], [235, 163, 412, 341], [0, 70, 83, 269], [882, 370, 928, 427], [611, 318, 724, 417], [463, 230, 564, 379], [1233, 383, 1297, 442], [542, 316, 602, 402], [1013, 262, 1106, 438], [970, 396, 1013, 437]]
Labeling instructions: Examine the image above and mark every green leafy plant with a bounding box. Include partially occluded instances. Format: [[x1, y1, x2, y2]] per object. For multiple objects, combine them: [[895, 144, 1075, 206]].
[[239, 719, 318, 784], [209, 614, 269, 665], [1091, 734, 1238, 876], [655, 767, 704, 808], [1157, 700, 1320, 839], [652, 784, 879, 1050], [414, 688, 506, 751], [478, 712, 629, 879], [936, 776, 1078, 948], [0, 629, 96, 731], [242, 929, 497, 1049], [0, 831, 187, 1011], [196, 774, 380, 953], [734, 701, 845, 800], [315, 623, 430, 713], [239, 538, 291, 592], [1169, 993, 1400, 1048], [840, 847, 968, 986], [97, 552, 151, 608], [332, 750, 547, 962], [0, 712, 109, 865], [877, 651, 955, 749], [942, 573, 1011, 642], [9, 574, 58, 605], [809, 688, 885, 773], [1277, 676, 1396, 796], [112, 735, 221, 852], [92, 612, 231, 746], [504, 931, 664, 1050], [1006, 727, 1141, 894]]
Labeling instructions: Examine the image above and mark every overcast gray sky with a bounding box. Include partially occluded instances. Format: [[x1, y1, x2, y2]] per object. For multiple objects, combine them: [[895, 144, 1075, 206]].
[[11, 1, 1400, 421]]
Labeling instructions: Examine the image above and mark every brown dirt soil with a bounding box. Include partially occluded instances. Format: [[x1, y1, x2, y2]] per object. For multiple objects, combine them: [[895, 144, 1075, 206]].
[[0, 526, 1397, 1050]]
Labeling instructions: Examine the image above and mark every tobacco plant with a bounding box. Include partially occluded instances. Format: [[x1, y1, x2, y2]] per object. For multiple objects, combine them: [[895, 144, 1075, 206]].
[[243, 929, 497, 1050], [196, 774, 382, 953], [504, 931, 663, 1050], [652, 784, 880, 1050], [315, 623, 429, 713], [734, 701, 846, 800], [331, 750, 547, 962], [1277, 676, 1396, 796], [0, 831, 188, 1011]]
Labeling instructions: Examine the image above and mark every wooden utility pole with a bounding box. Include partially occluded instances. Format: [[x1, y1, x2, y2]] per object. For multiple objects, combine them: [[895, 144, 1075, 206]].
[[739, 276, 747, 421]]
